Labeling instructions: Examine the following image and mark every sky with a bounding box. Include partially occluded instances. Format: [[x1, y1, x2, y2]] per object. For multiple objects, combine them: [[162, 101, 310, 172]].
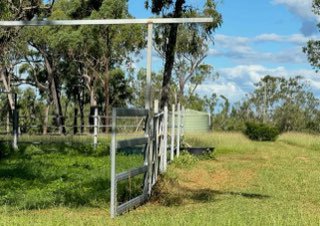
[[128, 0, 320, 103]]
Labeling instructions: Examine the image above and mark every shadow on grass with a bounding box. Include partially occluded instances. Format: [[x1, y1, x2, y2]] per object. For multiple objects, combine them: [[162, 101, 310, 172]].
[[0, 143, 144, 210], [0, 158, 111, 209], [153, 186, 270, 207]]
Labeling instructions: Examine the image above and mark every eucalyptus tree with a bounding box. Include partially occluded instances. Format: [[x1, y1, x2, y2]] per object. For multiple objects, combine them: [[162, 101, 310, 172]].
[[21, 25, 69, 134], [19, 0, 145, 134], [144, 0, 222, 108], [304, 0, 320, 71], [246, 75, 319, 132], [0, 1, 55, 111], [48, 0, 145, 131], [89, 0, 145, 127]]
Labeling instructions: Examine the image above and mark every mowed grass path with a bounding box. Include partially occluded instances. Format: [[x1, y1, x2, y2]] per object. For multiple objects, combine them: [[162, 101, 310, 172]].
[[1, 133, 320, 225], [110, 132, 320, 226]]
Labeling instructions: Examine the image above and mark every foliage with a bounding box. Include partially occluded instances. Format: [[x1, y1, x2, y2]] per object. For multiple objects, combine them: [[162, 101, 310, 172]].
[[173, 151, 198, 169], [304, 0, 320, 71], [244, 121, 280, 141], [145, 0, 222, 107], [208, 75, 320, 133]]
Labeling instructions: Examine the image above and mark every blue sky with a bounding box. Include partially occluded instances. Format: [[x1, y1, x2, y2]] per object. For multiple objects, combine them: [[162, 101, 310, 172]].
[[128, 0, 320, 103]]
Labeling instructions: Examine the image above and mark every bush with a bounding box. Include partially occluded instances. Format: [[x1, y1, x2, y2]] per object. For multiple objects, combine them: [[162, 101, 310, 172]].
[[244, 122, 280, 141], [173, 151, 198, 169]]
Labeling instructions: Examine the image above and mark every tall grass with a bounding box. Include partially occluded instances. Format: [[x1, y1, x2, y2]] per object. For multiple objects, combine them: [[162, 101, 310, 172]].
[[278, 132, 320, 151]]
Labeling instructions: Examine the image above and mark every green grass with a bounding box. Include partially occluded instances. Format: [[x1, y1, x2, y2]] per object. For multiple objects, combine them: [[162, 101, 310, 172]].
[[0, 136, 144, 225], [2, 132, 320, 225], [108, 132, 320, 225]]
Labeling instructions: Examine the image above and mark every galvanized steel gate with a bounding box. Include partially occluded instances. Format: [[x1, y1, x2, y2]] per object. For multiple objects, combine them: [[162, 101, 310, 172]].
[[110, 104, 169, 218]]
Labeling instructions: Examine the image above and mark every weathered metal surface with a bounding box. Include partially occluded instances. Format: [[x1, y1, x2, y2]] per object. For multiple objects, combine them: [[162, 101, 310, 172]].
[[115, 108, 148, 117], [0, 18, 213, 26], [117, 193, 149, 215], [116, 165, 148, 182], [117, 137, 148, 149]]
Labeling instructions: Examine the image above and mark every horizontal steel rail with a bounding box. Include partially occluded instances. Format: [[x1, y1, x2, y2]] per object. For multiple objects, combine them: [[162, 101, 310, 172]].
[[117, 137, 148, 149], [115, 108, 149, 117], [0, 18, 213, 27], [116, 165, 148, 182], [117, 193, 149, 215]]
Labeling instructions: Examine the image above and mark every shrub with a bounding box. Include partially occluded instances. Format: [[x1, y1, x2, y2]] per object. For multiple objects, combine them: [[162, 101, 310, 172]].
[[244, 122, 280, 141], [173, 151, 198, 169]]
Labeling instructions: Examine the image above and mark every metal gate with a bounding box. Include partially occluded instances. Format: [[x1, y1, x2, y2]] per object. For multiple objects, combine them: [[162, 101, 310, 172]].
[[110, 108, 150, 218], [110, 104, 183, 218]]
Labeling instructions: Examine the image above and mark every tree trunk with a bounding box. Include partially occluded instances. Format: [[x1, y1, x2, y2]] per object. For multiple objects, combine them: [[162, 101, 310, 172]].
[[178, 77, 185, 104], [160, 0, 185, 109], [0, 68, 14, 111], [77, 91, 85, 134], [73, 107, 78, 135], [6, 110, 10, 135], [44, 55, 66, 134], [104, 56, 110, 133], [89, 83, 97, 134], [43, 104, 50, 135]]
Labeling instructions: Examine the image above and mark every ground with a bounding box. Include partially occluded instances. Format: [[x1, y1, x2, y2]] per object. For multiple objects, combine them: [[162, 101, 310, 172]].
[[1, 132, 320, 225]]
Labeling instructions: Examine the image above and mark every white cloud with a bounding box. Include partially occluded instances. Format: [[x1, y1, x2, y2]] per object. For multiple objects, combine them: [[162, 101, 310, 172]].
[[195, 65, 320, 103], [272, 0, 315, 20], [215, 35, 250, 46], [210, 33, 315, 64], [272, 0, 319, 35], [197, 82, 247, 102], [254, 33, 312, 44], [218, 65, 288, 83], [308, 79, 320, 89]]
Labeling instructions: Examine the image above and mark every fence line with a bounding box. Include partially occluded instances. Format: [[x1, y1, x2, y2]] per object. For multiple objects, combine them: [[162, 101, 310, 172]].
[[110, 101, 184, 218]]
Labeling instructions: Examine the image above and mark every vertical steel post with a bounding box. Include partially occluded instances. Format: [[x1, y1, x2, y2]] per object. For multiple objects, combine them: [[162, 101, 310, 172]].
[[170, 104, 175, 161], [163, 105, 168, 171], [93, 107, 98, 148], [153, 100, 159, 184], [12, 93, 18, 150], [176, 103, 181, 157], [147, 118, 154, 195], [145, 23, 153, 110], [146, 22, 154, 195], [110, 108, 117, 218], [208, 112, 212, 131], [181, 106, 185, 137]]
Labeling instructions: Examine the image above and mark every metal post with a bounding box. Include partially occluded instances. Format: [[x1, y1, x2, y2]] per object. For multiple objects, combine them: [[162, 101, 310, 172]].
[[181, 106, 185, 137], [145, 23, 153, 110], [12, 93, 18, 150], [93, 107, 98, 148], [163, 105, 168, 172], [110, 108, 117, 218], [176, 103, 181, 157], [153, 100, 159, 184], [147, 118, 154, 195], [170, 104, 175, 161], [208, 112, 212, 131]]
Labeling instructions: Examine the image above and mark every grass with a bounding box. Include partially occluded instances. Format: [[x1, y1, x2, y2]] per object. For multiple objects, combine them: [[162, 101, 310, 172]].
[[1, 132, 320, 225], [0, 135, 144, 225], [108, 132, 320, 225]]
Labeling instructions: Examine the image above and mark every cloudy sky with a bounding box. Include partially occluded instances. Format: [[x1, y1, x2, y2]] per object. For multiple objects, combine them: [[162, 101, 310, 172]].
[[129, 0, 320, 103]]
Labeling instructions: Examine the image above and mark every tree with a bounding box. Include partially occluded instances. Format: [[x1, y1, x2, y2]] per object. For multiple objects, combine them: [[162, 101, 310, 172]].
[[304, 0, 320, 71], [18, 0, 145, 134], [145, 0, 222, 108], [0, 1, 55, 112], [52, 0, 145, 131], [244, 75, 319, 132]]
